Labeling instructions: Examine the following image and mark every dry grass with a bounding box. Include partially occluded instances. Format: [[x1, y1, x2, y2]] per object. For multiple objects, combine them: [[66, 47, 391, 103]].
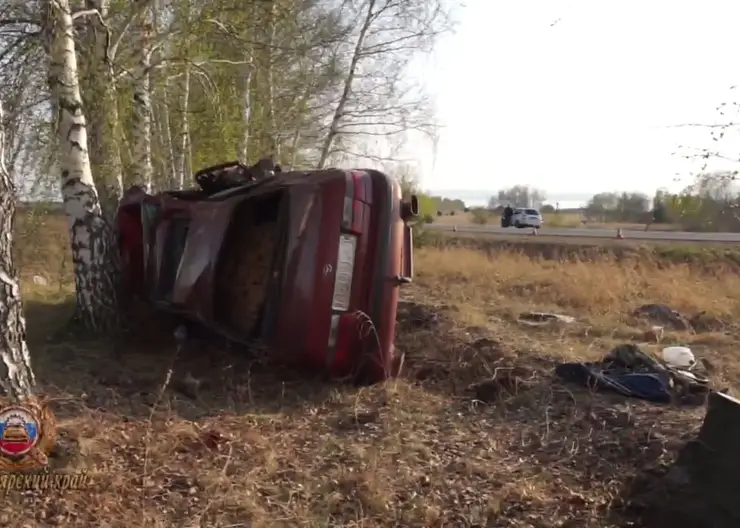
[[5, 211, 739, 527]]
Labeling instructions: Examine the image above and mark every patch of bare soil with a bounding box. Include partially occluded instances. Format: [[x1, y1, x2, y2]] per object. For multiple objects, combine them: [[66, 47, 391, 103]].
[[2, 295, 699, 527], [11, 240, 739, 527]]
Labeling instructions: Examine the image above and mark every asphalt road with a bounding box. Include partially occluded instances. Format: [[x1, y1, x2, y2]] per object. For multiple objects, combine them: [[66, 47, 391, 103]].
[[426, 223, 740, 243]]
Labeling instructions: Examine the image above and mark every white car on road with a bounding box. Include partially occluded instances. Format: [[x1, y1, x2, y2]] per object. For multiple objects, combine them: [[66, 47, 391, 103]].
[[511, 208, 543, 228]]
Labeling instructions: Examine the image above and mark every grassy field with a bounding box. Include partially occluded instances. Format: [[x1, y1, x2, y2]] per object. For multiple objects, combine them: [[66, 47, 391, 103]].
[[5, 211, 738, 526]]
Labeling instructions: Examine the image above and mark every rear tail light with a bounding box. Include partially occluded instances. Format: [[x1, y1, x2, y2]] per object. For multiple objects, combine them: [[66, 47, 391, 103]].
[[327, 313, 357, 373], [342, 171, 370, 234]]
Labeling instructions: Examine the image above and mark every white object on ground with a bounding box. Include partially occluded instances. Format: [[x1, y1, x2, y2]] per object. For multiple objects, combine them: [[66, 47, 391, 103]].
[[662, 346, 696, 369]]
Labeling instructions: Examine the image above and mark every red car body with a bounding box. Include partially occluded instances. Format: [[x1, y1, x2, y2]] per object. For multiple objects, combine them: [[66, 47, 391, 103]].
[[115, 162, 417, 383]]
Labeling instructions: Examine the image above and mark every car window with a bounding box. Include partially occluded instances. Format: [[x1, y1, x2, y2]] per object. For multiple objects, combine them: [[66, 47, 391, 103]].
[[524, 209, 539, 215]]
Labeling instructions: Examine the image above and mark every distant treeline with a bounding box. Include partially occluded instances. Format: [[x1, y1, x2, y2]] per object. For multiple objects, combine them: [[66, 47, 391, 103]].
[[22, 171, 740, 233]]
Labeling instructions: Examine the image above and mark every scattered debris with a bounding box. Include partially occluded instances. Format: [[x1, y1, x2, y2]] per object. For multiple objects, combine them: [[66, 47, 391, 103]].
[[643, 325, 664, 343], [633, 303, 691, 330], [518, 311, 575, 326], [32, 275, 49, 286], [688, 311, 727, 333], [555, 344, 710, 404], [662, 346, 696, 369], [633, 304, 730, 334]]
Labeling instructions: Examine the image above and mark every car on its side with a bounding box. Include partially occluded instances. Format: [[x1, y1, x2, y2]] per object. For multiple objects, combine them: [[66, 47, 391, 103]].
[[511, 208, 543, 229], [116, 161, 417, 384]]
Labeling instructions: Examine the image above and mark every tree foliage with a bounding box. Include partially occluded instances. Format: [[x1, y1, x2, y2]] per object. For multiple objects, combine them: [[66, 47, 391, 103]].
[[656, 171, 740, 231], [470, 208, 489, 225], [488, 185, 546, 209], [1, 0, 454, 199], [580, 171, 740, 231], [584, 192, 650, 223]]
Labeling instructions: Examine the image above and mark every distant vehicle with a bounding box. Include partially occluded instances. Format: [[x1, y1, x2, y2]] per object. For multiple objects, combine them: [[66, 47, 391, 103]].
[[115, 161, 417, 384], [510, 208, 543, 229]]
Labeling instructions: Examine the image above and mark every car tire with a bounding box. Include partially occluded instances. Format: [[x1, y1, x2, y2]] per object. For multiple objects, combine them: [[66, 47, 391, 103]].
[[514, 221, 521, 228]]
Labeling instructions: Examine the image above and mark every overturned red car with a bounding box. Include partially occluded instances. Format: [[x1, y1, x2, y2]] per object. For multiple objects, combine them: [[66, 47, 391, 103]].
[[115, 161, 417, 383]]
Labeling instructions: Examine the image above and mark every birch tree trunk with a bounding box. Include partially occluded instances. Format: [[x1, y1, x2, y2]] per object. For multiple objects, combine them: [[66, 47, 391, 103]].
[[157, 84, 178, 189], [132, 17, 154, 192], [237, 58, 253, 163], [80, 0, 123, 224], [47, 0, 121, 333], [0, 101, 35, 401], [289, 129, 300, 168], [175, 65, 190, 189], [265, 0, 280, 159], [287, 79, 313, 169], [317, 0, 376, 168]]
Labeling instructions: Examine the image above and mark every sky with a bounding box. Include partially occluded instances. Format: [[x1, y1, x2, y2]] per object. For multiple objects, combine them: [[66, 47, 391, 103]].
[[407, 0, 740, 206]]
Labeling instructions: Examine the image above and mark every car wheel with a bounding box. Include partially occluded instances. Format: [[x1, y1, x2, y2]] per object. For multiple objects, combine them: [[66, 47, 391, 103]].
[[514, 221, 521, 228]]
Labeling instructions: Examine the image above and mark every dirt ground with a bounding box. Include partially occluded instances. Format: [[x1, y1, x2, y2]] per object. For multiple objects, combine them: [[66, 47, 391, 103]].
[[5, 212, 739, 527]]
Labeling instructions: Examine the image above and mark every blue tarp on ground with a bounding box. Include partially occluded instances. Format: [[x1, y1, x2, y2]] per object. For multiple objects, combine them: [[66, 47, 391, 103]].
[[555, 343, 709, 404], [555, 362, 674, 403]]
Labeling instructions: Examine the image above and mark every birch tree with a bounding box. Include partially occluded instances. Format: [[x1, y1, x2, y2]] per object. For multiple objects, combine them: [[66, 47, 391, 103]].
[[46, 0, 120, 332], [131, 11, 154, 192], [235, 58, 252, 163], [264, 0, 279, 158], [0, 101, 35, 400], [317, 0, 448, 167], [175, 65, 191, 187], [76, 0, 124, 222]]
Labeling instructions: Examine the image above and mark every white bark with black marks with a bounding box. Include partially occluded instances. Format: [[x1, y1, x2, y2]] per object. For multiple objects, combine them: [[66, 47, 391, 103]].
[[175, 65, 190, 190], [237, 58, 252, 164], [0, 101, 35, 401], [265, 0, 279, 159], [157, 82, 178, 189], [47, 0, 121, 333], [132, 16, 154, 192]]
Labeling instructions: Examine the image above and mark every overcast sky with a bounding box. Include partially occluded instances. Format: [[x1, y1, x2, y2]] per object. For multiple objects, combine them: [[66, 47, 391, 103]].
[[407, 0, 740, 201]]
